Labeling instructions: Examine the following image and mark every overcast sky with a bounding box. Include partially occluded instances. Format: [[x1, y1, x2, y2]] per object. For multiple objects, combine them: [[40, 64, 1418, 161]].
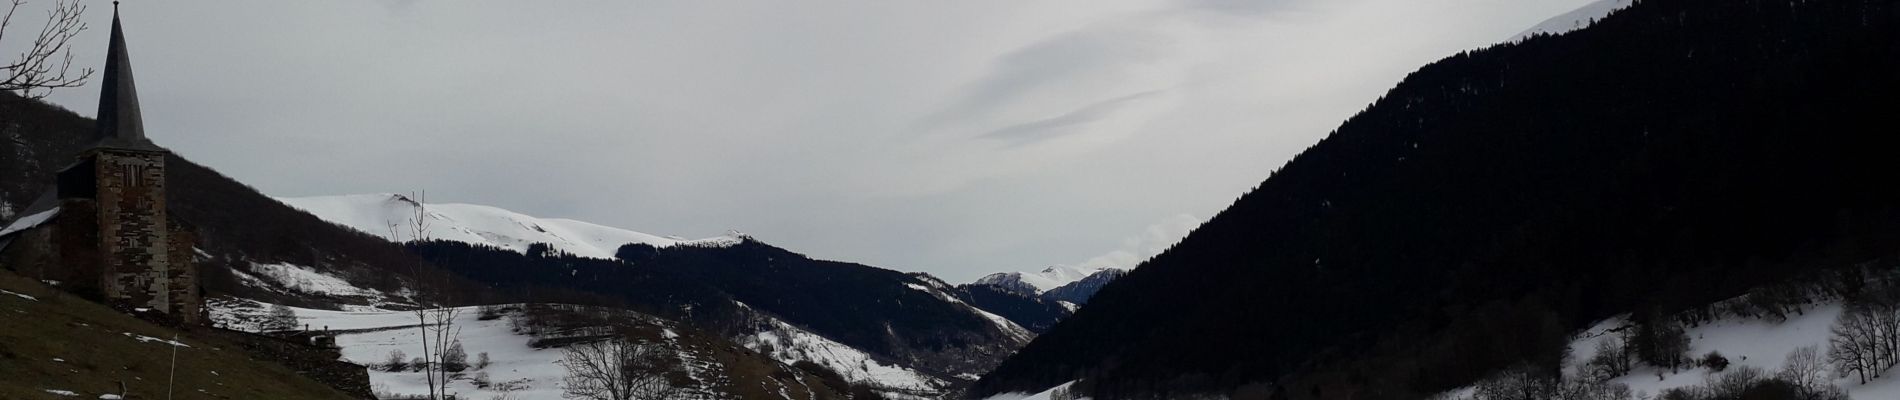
[[26, 0, 1592, 283]]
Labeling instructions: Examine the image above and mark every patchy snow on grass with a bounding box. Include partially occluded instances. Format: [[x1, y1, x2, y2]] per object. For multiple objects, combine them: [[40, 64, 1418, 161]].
[[121, 332, 190, 348], [1, 288, 37, 301]]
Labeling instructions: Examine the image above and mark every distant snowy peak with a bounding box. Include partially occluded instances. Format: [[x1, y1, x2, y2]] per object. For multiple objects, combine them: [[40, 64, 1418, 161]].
[[1513, 0, 1634, 41], [975, 265, 1122, 295], [277, 193, 741, 260], [1042, 268, 1127, 305]]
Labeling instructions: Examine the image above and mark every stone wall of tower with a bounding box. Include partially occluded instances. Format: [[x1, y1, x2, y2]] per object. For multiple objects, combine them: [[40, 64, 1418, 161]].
[[53, 199, 106, 300], [92, 149, 171, 311], [166, 220, 200, 324], [0, 222, 59, 280]]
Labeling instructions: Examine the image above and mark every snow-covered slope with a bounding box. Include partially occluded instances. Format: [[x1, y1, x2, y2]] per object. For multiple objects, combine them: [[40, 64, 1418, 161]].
[[734, 302, 947, 394], [277, 193, 740, 259], [974, 265, 1119, 296], [1513, 0, 1633, 41], [983, 380, 1084, 400], [904, 282, 1036, 344], [1572, 303, 1900, 398], [1443, 298, 1900, 399], [1040, 269, 1126, 305]]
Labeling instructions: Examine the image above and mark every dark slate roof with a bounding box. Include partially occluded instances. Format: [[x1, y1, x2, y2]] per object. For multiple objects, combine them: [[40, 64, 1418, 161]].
[[89, 5, 160, 152]]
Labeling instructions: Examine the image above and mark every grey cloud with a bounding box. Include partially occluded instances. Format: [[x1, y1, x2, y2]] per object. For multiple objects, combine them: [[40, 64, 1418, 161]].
[[25, 0, 1599, 283], [980, 90, 1163, 145], [1176, 0, 1333, 17], [915, 24, 1173, 131]]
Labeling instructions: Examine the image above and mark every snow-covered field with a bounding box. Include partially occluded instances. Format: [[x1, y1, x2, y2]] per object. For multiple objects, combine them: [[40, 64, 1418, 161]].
[[211, 297, 949, 399], [1555, 302, 1900, 398], [1433, 299, 1900, 399], [278, 193, 741, 259], [212, 299, 673, 399]]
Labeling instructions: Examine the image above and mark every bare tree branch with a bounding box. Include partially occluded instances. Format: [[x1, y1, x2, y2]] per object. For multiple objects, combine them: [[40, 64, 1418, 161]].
[[0, 0, 92, 99]]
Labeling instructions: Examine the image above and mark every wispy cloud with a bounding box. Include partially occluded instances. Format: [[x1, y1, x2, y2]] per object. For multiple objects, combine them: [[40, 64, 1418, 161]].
[[915, 24, 1174, 133], [980, 90, 1164, 145]]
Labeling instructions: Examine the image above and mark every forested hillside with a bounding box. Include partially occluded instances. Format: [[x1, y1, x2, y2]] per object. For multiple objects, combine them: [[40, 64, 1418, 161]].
[[0, 92, 477, 309], [974, 0, 1900, 398], [406, 238, 1032, 387]]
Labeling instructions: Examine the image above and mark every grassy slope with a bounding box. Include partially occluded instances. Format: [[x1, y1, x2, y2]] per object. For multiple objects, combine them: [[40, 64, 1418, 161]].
[[0, 271, 356, 399]]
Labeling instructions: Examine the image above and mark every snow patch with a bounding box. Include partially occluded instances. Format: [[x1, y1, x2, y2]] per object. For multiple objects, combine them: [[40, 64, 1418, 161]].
[[246, 262, 384, 299], [0, 206, 57, 237], [1, 288, 37, 301], [121, 332, 190, 347]]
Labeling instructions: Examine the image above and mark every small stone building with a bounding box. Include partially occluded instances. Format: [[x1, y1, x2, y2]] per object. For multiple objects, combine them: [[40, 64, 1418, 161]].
[[0, 10, 200, 324]]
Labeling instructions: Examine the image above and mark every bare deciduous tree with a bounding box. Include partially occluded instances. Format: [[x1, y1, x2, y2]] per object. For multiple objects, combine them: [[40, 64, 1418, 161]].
[[384, 349, 408, 372], [1829, 306, 1879, 383], [559, 339, 682, 400], [1584, 337, 1631, 382], [443, 339, 469, 372], [391, 190, 462, 400], [1778, 345, 1828, 392], [404, 304, 462, 399], [1, 0, 92, 98], [263, 303, 297, 332]]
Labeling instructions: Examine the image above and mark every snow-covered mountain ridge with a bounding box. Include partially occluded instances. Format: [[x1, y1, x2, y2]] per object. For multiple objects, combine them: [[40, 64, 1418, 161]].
[[277, 193, 741, 259], [974, 265, 1120, 296]]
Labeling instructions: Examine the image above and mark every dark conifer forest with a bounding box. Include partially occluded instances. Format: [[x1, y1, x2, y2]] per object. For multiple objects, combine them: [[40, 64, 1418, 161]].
[[974, 0, 1900, 398], [955, 284, 1072, 333]]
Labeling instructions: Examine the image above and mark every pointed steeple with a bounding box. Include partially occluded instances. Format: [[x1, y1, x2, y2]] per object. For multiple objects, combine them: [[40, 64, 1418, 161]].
[[91, 2, 158, 151]]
